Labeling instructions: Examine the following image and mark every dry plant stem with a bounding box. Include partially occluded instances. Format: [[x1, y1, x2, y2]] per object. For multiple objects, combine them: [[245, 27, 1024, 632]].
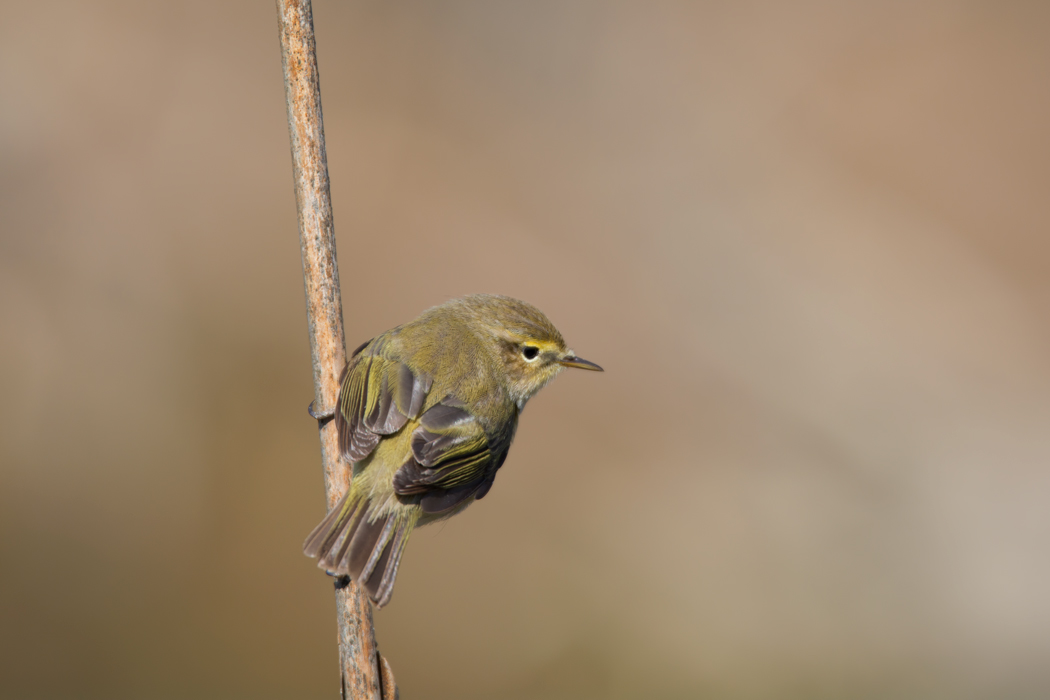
[[276, 2, 396, 698]]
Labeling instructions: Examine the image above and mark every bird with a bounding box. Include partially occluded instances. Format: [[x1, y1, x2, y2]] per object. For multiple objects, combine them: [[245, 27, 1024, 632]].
[[303, 294, 602, 607]]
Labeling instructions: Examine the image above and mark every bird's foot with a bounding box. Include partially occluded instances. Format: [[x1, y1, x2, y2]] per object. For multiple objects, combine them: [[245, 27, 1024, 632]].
[[308, 400, 335, 425]]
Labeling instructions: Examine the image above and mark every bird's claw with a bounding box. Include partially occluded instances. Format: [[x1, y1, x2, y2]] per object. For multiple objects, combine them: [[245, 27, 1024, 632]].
[[308, 400, 336, 424]]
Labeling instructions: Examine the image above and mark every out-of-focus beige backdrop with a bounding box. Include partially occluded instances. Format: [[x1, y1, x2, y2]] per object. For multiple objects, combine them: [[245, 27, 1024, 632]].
[[2, 2, 1049, 698]]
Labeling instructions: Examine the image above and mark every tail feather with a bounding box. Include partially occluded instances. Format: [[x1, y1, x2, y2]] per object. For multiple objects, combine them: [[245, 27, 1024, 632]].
[[321, 502, 365, 573], [303, 490, 417, 608], [357, 516, 396, 583], [372, 524, 411, 607], [302, 490, 355, 558], [346, 511, 391, 579]]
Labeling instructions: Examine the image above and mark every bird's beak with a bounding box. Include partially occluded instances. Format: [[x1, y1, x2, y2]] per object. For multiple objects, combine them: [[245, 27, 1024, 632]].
[[557, 355, 604, 371]]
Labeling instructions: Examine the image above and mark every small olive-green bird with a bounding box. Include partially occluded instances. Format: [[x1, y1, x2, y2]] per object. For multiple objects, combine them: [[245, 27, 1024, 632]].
[[303, 294, 602, 607]]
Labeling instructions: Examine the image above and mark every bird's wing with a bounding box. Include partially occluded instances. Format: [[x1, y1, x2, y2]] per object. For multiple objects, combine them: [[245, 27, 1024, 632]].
[[335, 342, 433, 463], [392, 400, 512, 515]]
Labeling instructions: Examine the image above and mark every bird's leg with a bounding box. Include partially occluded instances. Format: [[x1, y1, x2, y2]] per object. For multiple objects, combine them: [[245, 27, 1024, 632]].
[[308, 400, 336, 425], [332, 574, 352, 590]]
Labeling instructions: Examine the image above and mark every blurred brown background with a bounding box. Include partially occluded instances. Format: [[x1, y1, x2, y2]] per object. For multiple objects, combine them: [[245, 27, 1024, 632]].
[[2, 1, 1049, 698]]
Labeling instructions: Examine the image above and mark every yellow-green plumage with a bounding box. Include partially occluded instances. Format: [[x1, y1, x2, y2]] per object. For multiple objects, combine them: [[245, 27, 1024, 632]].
[[303, 294, 602, 607]]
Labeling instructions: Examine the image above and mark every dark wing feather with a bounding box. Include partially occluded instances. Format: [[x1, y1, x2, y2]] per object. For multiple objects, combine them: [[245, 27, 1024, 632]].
[[335, 346, 432, 463], [393, 400, 514, 514]]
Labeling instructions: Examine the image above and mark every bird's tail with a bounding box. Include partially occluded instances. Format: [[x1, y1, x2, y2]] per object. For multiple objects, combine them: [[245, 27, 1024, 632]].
[[303, 489, 417, 608]]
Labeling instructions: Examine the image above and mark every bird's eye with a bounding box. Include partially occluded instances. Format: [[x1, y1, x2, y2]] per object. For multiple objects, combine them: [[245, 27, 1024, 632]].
[[522, 345, 540, 361]]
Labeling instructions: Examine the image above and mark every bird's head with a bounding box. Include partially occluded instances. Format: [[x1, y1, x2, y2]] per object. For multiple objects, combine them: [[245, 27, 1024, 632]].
[[453, 294, 603, 407]]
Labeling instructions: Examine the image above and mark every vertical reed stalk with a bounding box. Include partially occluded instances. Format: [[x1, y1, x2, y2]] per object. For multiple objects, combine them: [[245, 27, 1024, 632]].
[[276, 2, 397, 697]]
